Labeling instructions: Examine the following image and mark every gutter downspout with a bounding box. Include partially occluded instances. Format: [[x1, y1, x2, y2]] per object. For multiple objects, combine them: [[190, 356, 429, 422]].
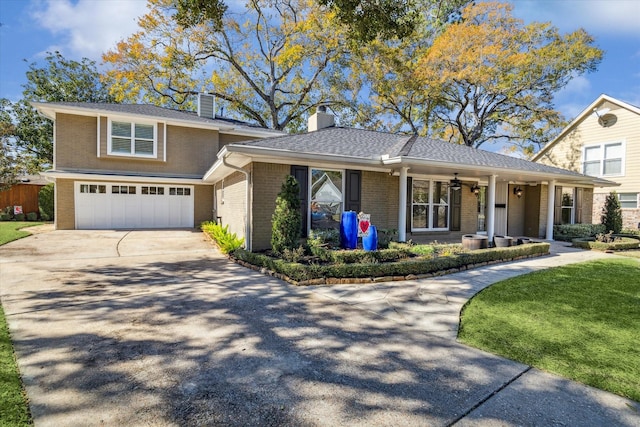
[[222, 154, 252, 252]]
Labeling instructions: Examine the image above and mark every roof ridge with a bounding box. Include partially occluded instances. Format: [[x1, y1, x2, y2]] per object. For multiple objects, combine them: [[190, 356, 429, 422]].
[[396, 134, 418, 156]]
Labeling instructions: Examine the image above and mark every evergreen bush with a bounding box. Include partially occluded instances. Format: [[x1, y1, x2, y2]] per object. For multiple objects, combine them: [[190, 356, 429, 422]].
[[39, 183, 55, 221], [271, 175, 301, 254], [601, 191, 623, 234]]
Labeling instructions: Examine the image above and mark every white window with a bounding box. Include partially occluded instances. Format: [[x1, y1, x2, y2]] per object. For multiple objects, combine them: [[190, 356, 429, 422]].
[[561, 187, 574, 225], [108, 120, 156, 157], [619, 193, 638, 209], [583, 142, 623, 177], [412, 179, 450, 231], [310, 168, 343, 231]]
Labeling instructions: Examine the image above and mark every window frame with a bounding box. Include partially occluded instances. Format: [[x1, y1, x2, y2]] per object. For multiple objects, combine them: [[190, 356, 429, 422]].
[[411, 178, 450, 232], [308, 167, 345, 232], [582, 141, 625, 178], [107, 118, 157, 158], [560, 187, 575, 225], [618, 193, 639, 209]]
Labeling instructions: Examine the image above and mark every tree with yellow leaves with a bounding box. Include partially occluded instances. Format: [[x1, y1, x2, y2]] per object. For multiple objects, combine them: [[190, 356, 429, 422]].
[[415, 1, 603, 154], [103, 0, 349, 131]]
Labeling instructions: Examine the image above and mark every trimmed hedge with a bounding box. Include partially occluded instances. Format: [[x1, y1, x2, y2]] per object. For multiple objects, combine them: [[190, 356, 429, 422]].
[[572, 237, 639, 251], [231, 242, 551, 285], [553, 224, 605, 242]]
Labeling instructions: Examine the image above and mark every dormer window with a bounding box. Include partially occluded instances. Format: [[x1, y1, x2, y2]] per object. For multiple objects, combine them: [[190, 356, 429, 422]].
[[108, 120, 156, 158]]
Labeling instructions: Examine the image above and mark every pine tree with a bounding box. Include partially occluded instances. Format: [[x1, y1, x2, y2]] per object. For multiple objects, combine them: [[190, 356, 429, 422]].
[[600, 191, 623, 234], [271, 175, 301, 254]]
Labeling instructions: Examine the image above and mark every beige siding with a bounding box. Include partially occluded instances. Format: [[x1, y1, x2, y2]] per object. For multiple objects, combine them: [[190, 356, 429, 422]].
[[251, 163, 290, 251], [55, 179, 75, 230], [57, 114, 220, 176], [537, 106, 640, 229]]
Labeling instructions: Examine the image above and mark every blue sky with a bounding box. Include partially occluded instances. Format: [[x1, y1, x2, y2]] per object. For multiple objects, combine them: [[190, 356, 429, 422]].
[[1, 0, 639, 123]]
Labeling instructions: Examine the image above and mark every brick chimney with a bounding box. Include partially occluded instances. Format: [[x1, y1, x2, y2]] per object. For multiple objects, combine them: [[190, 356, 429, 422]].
[[307, 105, 334, 132]]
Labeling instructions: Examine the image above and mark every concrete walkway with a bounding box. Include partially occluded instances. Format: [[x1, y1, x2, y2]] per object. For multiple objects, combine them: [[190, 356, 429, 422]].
[[308, 241, 617, 339], [1, 231, 638, 426]]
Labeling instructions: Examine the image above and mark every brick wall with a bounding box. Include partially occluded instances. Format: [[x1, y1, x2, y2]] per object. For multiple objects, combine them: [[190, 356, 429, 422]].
[[194, 184, 214, 226], [57, 114, 220, 176], [592, 192, 640, 230], [214, 170, 248, 242], [361, 171, 398, 230], [252, 163, 290, 251], [55, 179, 75, 229]]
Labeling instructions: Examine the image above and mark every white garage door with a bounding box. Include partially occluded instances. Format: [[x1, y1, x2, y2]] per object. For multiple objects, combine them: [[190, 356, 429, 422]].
[[75, 182, 194, 229]]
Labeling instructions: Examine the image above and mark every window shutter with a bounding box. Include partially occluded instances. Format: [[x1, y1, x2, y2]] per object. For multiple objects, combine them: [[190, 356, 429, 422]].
[[406, 177, 412, 234], [450, 187, 462, 231], [345, 170, 361, 213], [290, 166, 308, 237], [554, 186, 563, 225], [575, 188, 583, 224]]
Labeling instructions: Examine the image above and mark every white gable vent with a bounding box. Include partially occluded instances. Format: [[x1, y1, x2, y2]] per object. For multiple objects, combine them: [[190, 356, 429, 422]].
[[198, 93, 216, 119]]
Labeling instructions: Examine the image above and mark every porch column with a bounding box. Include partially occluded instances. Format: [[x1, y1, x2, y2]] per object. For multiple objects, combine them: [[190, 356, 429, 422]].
[[546, 179, 556, 240], [398, 167, 409, 242], [487, 175, 497, 241]]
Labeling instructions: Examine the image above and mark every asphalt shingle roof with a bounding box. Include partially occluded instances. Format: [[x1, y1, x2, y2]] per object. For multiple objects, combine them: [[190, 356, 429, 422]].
[[38, 102, 282, 134], [232, 126, 587, 178]]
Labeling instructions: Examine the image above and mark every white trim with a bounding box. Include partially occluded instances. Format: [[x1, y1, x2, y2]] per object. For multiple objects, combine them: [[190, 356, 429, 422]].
[[163, 122, 167, 162], [487, 175, 496, 240], [398, 167, 408, 242], [409, 178, 451, 232], [43, 170, 208, 185], [546, 180, 556, 240], [107, 118, 157, 159], [533, 94, 640, 161], [31, 102, 283, 138], [581, 140, 625, 178], [96, 116, 101, 158]]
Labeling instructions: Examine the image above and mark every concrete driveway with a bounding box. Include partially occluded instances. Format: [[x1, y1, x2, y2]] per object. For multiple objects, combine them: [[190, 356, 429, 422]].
[[0, 229, 638, 426]]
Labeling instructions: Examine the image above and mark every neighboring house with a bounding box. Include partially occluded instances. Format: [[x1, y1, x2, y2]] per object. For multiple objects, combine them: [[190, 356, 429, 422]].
[[0, 174, 48, 216], [34, 99, 614, 251], [533, 94, 640, 230], [32, 95, 281, 230]]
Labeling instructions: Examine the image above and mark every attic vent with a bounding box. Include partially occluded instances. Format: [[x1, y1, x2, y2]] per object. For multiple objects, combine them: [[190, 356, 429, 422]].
[[198, 93, 216, 119]]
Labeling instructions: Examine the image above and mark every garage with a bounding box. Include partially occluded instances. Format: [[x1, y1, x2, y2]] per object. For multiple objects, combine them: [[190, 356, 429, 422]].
[[75, 182, 194, 229]]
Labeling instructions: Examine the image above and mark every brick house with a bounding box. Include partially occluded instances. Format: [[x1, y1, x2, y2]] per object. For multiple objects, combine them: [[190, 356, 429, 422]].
[[533, 94, 640, 230], [34, 99, 614, 251]]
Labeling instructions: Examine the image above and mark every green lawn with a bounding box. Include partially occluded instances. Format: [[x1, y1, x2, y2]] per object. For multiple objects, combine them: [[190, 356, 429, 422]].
[[459, 258, 640, 402], [1, 222, 38, 425], [0, 304, 32, 426], [0, 222, 43, 246]]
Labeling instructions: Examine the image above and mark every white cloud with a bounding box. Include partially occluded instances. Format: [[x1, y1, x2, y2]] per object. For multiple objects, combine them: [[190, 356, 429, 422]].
[[511, 0, 640, 36], [31, 0, 149, 60]]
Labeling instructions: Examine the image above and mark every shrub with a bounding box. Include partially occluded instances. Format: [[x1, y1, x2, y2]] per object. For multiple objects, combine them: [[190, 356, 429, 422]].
[[0, 213, 10, 221], [232, 243, 550, 283], [572, 237, 639, 251], [553, 223, 605, 241], [201, 221, 244, 254], [39, 183, 55, 221], [14, 214, 25, 221], [26, 212, 38, 221], [281, 246, 306, 263], [377, 228, 398, 249], [601, 191, 623, 234], [307, 228, 340, 248], [271, 175, 301, 254]]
